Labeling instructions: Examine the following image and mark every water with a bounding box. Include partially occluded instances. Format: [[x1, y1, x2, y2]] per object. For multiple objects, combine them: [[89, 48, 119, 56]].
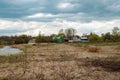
[[0, 46, 23, 55]]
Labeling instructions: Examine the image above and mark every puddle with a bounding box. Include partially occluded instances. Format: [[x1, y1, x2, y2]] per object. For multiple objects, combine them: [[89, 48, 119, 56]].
[[0, 46, 23, 55]]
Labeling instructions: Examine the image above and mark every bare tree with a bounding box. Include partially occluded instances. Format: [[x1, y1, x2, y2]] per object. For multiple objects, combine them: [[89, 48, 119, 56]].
[[58, 29, 64, 34], [65, 28, 76, 39], [112, 27, 120, 35]]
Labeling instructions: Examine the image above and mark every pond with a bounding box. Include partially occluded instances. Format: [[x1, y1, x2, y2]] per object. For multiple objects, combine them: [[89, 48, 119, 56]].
[[0, 46, 23, 55]]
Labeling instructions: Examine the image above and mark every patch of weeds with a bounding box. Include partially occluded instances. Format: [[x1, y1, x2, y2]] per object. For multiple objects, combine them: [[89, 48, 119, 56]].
[[0, 54, 27, 63], [71, 43, 90, 48], [53, 64, 78, 80], [0, 78, 26, 80], [83, 57, 120, 72], [115, 45, 120, 50], [94, 42, 120, 46], [46, 51, 77, 62], [24, 45, 32, 48], [32, 72, 46, 80], [0, 78, 9, 80]]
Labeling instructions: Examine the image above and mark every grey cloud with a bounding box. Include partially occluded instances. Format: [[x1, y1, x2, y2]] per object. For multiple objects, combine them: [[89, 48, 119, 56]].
[[0, 0, 120, 22]]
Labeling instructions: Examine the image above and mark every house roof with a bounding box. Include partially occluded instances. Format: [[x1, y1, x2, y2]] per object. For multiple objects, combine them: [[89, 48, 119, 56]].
[[81, 36, 88, 39]]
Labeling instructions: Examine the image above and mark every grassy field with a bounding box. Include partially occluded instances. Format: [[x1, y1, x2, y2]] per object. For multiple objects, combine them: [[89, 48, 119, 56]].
[[0, 43, 120, 80]]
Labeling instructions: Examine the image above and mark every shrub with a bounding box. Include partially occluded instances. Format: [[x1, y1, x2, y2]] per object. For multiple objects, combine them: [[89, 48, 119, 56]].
[[35, 35, 51, 43], [88, 46, 100, 52], [89, 33, 102, 42]]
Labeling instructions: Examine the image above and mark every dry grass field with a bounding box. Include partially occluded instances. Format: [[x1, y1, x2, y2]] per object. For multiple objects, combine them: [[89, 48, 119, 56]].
[[0, 43, 120, 80]]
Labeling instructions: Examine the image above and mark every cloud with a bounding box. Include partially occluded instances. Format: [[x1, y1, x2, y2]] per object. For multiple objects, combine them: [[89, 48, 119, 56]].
[[4, 0, 37, 5], [24, 12, 89, 22], [107, 3, 120, 11], [26, 13, 58, 18], [0, 0, 120, 35], [0, 0, 120, 22], [57, 3, 76, 10], [0, 19, 120, 36]]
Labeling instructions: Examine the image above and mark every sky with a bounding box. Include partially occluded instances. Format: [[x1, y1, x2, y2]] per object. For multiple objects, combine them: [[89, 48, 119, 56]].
[[0, 0, 120, 36]]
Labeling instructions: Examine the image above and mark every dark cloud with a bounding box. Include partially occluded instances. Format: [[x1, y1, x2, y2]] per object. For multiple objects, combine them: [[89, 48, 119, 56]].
[[0, 0, 120, 22]]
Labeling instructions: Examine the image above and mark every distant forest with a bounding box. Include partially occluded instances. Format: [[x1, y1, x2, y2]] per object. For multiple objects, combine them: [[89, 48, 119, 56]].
[[0, 27, 120, 45]]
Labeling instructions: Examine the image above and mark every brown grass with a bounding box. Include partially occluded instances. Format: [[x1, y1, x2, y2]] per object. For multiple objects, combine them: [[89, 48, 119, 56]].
[[0, 43, 120, 80]]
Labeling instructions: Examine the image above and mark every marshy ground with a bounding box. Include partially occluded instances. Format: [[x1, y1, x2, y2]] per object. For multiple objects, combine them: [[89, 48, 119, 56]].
[[0, 43, 120, 80]]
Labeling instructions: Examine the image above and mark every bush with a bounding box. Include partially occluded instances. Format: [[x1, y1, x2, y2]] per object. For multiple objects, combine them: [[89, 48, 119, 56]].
[[88, 46, 100, 52], [89, 33, 102, 42], [14, 35, 30, 44], [35, 35, 51, 43]]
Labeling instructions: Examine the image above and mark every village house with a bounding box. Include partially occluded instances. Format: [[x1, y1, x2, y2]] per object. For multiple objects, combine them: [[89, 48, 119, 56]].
[[69, 35, 89, 43], [80, 36, 89, 42]]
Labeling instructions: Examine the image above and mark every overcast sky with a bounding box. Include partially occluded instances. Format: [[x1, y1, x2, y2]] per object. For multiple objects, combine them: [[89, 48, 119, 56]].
[[0, 0, 120, 36]]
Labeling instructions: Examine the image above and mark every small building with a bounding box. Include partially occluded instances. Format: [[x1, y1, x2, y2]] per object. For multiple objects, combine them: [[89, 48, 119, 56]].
[[68, 40, 74, 43], [80, 36, 89, 42], [71, 36, 89, 43], [63, 37, 69, 42], [57, 37, 63, 43], [52, 36, 63, 43], [73, 35, 81, 42]]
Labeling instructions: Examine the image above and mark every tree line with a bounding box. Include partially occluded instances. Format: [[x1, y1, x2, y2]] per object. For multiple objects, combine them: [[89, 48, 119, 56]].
[[0, 27, 120, 45], [0, 35, 32, 45], [89, 27, 120, 42]]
